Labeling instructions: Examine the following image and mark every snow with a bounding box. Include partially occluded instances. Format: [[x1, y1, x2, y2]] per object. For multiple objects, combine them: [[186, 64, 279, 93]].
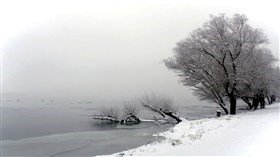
[[103, 103, 280, 156]]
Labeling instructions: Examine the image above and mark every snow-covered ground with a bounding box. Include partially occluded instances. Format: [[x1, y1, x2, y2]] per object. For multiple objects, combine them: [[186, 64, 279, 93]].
[[105, 103, 280, 156]]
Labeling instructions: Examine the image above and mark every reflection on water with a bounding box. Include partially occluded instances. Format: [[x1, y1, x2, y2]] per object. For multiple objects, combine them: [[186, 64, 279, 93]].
[[91, 121, 118, 130]]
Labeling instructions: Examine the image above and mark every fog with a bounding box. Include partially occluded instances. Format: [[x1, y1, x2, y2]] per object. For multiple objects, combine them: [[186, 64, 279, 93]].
[[1, 0, 279, 105]]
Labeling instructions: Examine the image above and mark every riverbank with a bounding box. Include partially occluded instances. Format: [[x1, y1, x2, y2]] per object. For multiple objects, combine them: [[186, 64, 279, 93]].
[[107, 103, 279, 156]]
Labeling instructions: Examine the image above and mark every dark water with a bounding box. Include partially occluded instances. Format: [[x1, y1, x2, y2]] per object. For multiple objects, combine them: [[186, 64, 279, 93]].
[[2, 107, 119, 141], [1, 101, 221, 156]]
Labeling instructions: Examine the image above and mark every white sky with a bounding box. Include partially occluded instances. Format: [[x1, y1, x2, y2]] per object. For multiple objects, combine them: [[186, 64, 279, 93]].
[[0, 0, 279, 103]]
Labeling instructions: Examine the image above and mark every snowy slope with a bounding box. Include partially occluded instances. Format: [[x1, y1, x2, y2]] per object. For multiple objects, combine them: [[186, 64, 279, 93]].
[[105, 103, 279, 156]]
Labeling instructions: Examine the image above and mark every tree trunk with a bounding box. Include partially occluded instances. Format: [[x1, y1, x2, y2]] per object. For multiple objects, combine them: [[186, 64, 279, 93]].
[[266, 96, 272, 104], [219, 103, 229, 114], [252, 95, 259, 110], [163, 112, 182, 123], [229, 92, 237, 115], [271, 95, 276, 103], [241, 97, 253, 110], [217, 95, 228, 114], [260, 94, 265, 109]]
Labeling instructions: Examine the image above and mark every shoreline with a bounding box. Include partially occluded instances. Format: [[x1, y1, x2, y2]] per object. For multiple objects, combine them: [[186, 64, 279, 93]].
[[102, 103, 280, 156]]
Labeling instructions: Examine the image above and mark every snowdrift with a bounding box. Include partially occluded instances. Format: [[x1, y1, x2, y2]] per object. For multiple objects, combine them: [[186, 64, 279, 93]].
[[104, 103, 280, 156]]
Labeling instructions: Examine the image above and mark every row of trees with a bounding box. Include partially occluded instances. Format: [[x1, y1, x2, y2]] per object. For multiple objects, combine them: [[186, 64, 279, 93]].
[[164, 14, 279, 114]]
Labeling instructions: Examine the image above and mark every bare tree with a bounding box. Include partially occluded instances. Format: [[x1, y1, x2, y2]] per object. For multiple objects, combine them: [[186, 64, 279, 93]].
[[94, 106, 120, 122], [93, 102, 141, 125], [164, 14, 270, 115], [139, 93, 182, 123], [122, 101, 141, 124], [93, 93, 183, 124], [122, 101, 141, 116]]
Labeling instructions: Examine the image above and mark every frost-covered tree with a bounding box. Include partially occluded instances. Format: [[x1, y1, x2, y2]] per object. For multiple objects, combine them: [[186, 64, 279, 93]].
[[93, 104, 141, 124], [164, 14, 270, 114], [122, 101, 141, 116], [235, 48, 279, 109], [267, 67, 280, 102], [139, 93, 182, 123], [94, 106, 120, 122]]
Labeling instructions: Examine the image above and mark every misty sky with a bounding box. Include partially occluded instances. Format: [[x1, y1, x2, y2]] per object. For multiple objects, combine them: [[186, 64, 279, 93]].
[[0, 0, 279, 103]]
